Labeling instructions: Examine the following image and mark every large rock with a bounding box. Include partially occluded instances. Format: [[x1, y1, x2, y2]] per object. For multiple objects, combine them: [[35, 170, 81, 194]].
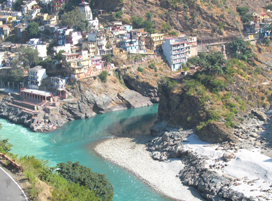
[[251, 110, 267, 122], [118, 89, 153, 109], [196, 122, 238, 143]]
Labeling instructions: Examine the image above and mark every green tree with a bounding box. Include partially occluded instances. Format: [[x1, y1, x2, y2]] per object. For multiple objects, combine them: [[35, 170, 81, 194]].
[[102, 54, 112, 66], [61, 7, 89, 31], [26, 22, 40, 38], [56, 161, 114, 201], [0, 137, 13, 154], [55, 50, 65, 60], [236, 6, 249, 16], [99, 71, 108, 83], [17, 46, 39, 68], [13, 0, 23, 11]]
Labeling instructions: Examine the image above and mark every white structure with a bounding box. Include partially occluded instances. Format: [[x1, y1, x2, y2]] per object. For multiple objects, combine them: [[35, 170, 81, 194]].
[[79, 1, 99, 30], [79, 1, 93, 21], [35, 45, 47, 58], [28, 38, 42, 45], [0, 52, 5, 67], [50, 76, 66, 89], [162, 37, 187, 71], [28, 66, 47, 89], [53, 43, 71, 54]]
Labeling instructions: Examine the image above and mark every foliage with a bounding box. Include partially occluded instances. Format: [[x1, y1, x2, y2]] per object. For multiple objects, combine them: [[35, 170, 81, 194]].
[[266, 4, 272, 10], [13, 0, 23, 11], [137, 67, 144, 72], [115, 11, 123, 18], [102, 54, 112, 65], [131, 16, 155, 33], [61, 7, 89, 32], [148, 63, 155, 69], [188, 51, 226, 75], [0, 137, 13, 153], [99, 71, 108, 83], [226, 38, 253, 61], [55, 50, 65, 60], [15, 46, 39, 69], [38, 57, 52, 70], [236, 6, 251, 23], [56, 161, 114, 201], [26, 22, 40, 38]]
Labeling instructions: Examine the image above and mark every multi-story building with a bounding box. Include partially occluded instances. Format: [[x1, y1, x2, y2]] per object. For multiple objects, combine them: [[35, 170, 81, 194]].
[[50, 76, 66, 89], [178, 35, 197, 58], [88, 32, 112, 55], [28, 66, 47, 89], [162, 37, 187, 71], [79, 1, 99, 30], [146, 33, 165, 52], [82, 39, 97, 56], [66, 31, 82, 45], [54, 28, 73, 45], [0, 25, 10, 39], [120, 35, 139, 53], [51, 0, 66, 13]]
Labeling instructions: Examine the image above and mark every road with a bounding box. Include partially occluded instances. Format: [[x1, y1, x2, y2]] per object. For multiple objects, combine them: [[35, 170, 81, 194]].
[[0, 167, 28, 201]]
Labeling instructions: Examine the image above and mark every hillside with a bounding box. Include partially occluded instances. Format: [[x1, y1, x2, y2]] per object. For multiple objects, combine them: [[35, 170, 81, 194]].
[[95, 0, 268, 37], [156, 39, 272, 143]]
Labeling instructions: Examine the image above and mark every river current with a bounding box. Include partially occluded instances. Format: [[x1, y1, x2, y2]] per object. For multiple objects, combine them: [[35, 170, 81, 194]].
[[0, 104, 171, 201]]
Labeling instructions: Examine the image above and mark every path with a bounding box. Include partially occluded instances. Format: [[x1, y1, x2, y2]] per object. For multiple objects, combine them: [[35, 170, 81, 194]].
[[0, 167, 28, 201]]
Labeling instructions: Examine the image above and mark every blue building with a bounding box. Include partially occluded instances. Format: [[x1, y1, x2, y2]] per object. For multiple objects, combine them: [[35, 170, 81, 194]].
[[120, 34, 139, 53]]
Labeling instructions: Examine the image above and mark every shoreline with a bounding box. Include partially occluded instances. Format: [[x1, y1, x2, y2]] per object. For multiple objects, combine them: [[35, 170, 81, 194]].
[[94, 135, 204, 201]]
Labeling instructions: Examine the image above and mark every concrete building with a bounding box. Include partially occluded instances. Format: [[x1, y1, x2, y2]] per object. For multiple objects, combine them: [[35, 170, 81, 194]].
[[50, 76, 66, 89], [66, 31, 82, 45], [79, 1, 93, 21], [162, 37, 187, 71], [51, 0, 66, 13], [146, 33, 165, 52], [0, 25, 10, 39], [28, 66, 47, 89], [53, 43, 71, 54], [54, 27, 73, 45], [82, 39, 97, 56]]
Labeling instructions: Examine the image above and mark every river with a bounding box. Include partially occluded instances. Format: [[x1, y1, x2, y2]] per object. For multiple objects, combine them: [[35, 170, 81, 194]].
[[0, 104, 171, 201]]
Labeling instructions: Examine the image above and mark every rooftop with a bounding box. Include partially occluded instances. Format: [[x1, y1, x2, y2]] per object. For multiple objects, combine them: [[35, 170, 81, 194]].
[[29, 66, 45, 71], [21, 89, 52, 97]]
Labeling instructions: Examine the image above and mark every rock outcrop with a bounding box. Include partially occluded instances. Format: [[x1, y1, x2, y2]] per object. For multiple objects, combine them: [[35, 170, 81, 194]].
[[196, 122, 238, 143]]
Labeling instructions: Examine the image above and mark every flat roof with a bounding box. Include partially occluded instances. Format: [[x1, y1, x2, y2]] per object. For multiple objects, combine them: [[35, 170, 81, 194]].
[[21, 89, 52, 97]]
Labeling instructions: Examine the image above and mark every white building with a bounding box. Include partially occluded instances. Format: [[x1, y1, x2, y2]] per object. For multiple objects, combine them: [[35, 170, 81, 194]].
[[79, 1, 93, 21], [35, 44, 47, 58], [50, 76, 66, 89], [53, 43, 71, 54], [28, 66, 47, 89], [162, 37, 187, 71], [79, 1, 99, 30]]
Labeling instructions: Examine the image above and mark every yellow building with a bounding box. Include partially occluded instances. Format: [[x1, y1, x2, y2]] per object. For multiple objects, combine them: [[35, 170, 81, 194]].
[[146, 33, 165, 51], [62, 51, 92, 79]]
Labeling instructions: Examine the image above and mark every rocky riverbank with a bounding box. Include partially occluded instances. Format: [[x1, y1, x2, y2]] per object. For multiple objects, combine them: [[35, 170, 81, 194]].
[[146, 109, 272, 201], [0, 76, 154, 132]]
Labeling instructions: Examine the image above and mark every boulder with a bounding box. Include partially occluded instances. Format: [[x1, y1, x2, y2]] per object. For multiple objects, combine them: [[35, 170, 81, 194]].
[[118, 89, 153, 109], [251, 110, 267, 122], [196, 122, 238, 143], [222, 151, 234, 162]]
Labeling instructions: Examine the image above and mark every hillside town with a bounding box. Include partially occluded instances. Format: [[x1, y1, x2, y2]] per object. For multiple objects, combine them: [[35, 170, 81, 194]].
[[1, 0, 272, 201]]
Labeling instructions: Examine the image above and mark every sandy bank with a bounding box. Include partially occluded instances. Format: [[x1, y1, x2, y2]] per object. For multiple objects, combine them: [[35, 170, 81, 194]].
[[94, 135, 203, 201]]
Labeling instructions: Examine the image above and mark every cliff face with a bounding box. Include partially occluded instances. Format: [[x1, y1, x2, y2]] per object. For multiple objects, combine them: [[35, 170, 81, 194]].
[[156, 45, 272, 143], [59, 76, 153, 120]]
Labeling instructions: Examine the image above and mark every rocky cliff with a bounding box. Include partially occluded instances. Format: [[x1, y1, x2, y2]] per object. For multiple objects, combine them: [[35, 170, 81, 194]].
[[153, 44, 272, 143]]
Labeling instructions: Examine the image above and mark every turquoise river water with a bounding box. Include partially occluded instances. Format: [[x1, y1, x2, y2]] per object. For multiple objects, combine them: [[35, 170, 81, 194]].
[[0, 104, 172, 201]]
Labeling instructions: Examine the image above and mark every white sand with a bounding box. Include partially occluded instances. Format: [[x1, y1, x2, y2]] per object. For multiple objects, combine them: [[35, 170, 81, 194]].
[[94, 136, 204, 201], [184, 134, 272, 200]]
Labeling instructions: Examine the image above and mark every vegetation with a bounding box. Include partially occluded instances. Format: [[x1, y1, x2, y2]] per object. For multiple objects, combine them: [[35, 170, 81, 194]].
[[99, 71, 108, 83], [55, 50, 65, 60], [0, 138, 112, 201], [13, 0, 23, 11], [236, 6, 251, 23], [148, 63, 155, 69], [56, 161, 114, 200], [26, 22, 40, 38], [226, 38, 253, 62], [137, 67, 144, 72], [61, 7, 90, 32], [131, 16, 155, 33], [102, 54, 113, 66]]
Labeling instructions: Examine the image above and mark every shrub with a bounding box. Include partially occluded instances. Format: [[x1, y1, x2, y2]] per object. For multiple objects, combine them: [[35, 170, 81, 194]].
[[99, 71, 108, 83], [148, 63, 155, 69], [137, 67, 144, 72]]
